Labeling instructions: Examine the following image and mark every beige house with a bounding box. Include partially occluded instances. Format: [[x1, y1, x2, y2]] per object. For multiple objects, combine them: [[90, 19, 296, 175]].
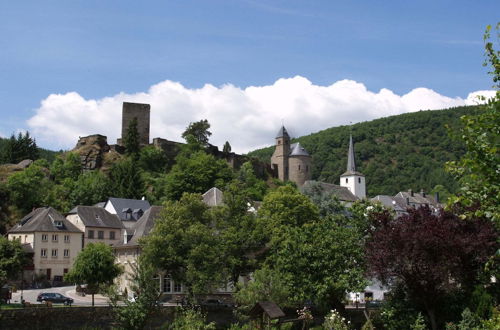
[[8, 207, 83, 283], [66, 206, 123, 247]]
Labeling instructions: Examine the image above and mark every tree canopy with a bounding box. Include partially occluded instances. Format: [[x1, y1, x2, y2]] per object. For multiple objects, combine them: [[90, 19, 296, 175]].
[[181, 119, 212, 147], [0, 236, 26, 288]]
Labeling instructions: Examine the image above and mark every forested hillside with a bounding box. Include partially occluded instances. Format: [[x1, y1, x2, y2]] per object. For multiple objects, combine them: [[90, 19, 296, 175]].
[[248, 106, 480, 197], [0, 136, 60, 163]]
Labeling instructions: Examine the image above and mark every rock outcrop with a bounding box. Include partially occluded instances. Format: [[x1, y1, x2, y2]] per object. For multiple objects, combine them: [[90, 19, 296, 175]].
[[73, 135, 111, 171]]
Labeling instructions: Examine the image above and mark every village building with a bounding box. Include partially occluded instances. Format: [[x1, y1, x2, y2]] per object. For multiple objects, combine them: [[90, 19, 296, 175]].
[[7, 207, 83, 284], [66, 206, 124, 247], [103, 197, 151, 229]]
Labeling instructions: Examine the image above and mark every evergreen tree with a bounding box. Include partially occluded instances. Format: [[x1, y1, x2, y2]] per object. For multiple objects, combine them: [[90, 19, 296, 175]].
[[1, 131, 39, 164], [222, 141, 231, 154], [124, 117, 141, 156]]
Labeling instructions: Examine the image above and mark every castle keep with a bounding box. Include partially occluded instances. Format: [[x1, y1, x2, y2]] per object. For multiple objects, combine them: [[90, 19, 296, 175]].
[[119, 102, 151, 146]]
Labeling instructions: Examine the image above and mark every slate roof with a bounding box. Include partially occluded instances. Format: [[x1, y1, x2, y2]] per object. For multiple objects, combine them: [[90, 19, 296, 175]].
[[289, 142, 310, 157], [371, 195, 407, 213], [275, 126, 289, 139], [116, 206, 163, 247], [105, 197, 151, 221], [202, 187, 224, 206], [9, 207, 82, 233], [67, 206, 123, 229], [395, 191, 440, 207], [302, 180, 358, 202]]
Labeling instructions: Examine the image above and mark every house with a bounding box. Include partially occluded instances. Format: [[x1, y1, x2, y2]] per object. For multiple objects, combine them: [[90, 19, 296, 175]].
[[7, 207, 83, 283], [66, 206, 124, 247], [371, 189, 441, 216], [103, 197, 151, 229]]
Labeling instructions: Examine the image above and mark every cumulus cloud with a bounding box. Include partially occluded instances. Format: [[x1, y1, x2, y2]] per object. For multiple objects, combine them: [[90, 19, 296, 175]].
[[27, 76, 493, 153]]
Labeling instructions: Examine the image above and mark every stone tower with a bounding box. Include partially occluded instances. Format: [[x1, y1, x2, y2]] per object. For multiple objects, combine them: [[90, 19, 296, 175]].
[[271, 125, 312, 186], [340, 135, 366, 199], [271, 126, 290, 181], [120, 102, 150, 146], [288, 142, 312, 186]]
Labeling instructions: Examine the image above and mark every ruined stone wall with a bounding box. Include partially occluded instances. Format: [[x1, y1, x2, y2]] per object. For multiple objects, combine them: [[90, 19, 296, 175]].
[[121, 102, 150, 146]]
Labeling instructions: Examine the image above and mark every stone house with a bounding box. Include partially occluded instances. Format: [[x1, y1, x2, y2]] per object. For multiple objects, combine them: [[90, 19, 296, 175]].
[[7, 207, 83, 283]]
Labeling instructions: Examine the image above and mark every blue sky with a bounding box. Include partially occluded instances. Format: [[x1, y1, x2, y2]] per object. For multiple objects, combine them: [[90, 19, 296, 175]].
[[1, 1, 499, 152]]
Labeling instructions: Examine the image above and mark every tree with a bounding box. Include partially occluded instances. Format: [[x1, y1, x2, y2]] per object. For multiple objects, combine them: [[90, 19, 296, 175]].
[[446, 23, 500, 225], [69, 170, 111, 207], [107, 257, 160, 330], [236, 162, 268, 201], [0, 237, 25, 288], [141, 193, 227, 297], [138, 146, 170, 173], [222, 141, 231, 154], [6, 159, 53, 214], [181, 119, 212, 147], [109, 158, 144, 199], [50, 152, 82, 183], [0, 131, 39, 164], [366, 207, 498, 330], [64, 243, 122, 306], [255, 185, 319, 242], [124, 117, 141, 156], [164, 151, 233, 200]]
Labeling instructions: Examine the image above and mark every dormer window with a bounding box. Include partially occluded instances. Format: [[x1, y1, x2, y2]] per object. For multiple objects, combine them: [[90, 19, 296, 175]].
[[346, 178, 348, 183], [54, 221, 63, 228], [133, 209, 143, 220], [122, 208, 132, 220]]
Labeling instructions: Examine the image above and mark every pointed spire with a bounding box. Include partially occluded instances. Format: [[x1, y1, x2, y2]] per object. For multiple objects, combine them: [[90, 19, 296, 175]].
[[347, 135, 356, 172], [276, 125, 289, 139]]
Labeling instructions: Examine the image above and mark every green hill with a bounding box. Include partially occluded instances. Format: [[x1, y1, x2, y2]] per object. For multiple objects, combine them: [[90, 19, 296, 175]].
[[248, 106, 480, 198]]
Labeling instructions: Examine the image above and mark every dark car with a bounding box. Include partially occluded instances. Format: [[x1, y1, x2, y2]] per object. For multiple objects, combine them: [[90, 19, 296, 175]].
[[36, 292, 73, 305]]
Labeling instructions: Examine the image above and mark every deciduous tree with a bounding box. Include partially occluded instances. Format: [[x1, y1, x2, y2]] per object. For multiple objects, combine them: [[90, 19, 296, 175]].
[[64, 243, 122, 306], [181, 119, 212, 147], [366, 206, 497, 330], [0, 236, 25, 288]]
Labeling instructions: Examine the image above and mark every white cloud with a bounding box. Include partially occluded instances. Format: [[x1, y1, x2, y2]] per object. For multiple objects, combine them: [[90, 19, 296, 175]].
[[27, 76, 493, 153]]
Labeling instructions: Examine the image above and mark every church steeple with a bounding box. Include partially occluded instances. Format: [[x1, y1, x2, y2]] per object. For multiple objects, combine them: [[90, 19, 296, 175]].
[[347, 134, 356, 173], [340, 134, 366, 199]]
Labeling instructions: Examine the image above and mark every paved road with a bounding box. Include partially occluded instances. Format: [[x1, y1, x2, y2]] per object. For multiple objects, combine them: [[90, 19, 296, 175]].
[[10, 285, 109, 306]]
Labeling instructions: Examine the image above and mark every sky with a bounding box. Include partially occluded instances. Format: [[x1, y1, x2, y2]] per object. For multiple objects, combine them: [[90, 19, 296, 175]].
[[0, 1, 499, 153]]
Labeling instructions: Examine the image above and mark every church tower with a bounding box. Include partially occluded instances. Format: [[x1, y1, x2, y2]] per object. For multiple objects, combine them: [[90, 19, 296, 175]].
[[271, 126, 291, 181], [340, 135, 366, 199]]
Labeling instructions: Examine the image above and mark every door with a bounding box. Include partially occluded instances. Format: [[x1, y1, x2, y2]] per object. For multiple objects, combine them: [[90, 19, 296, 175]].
[[46, 268, 51, 280]]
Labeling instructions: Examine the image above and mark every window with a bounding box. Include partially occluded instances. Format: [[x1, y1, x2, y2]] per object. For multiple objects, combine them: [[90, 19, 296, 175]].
[[88, 230, 94, 239], [51, 249, 58, 258], [306, 165, 309, 172], [174, 282, 182, 293], [63, 249, 70, 258], [64, 235, 70, 243], [109, 231, 115, 240], [346, 178, 348, 183], [358, 177, 361, 183], [41, 249, 47, 258], [298, 165, 301, 170], [98, 231, 104, 239], [52, 234, 58, 242], [163, 276, 171, 293], [24, 235, 28, 242]]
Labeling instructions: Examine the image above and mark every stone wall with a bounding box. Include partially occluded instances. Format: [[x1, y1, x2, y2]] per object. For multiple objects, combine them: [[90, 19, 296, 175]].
[[0, 306, 235, 329]]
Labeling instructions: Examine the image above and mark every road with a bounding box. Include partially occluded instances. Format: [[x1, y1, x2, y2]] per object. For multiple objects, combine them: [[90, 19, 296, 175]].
[[10, 285, 109, 306]]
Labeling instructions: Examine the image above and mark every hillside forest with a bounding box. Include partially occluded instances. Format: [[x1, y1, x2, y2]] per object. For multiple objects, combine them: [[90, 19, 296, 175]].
[[249, 105, 480, 198]]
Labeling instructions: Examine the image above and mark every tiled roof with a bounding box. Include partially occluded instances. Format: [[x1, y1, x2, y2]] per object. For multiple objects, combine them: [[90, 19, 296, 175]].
[[9, 207, 82, 233]]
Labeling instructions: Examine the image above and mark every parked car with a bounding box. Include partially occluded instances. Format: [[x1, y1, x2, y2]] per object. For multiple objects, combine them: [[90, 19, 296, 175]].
[[36, 292, 73, 305]]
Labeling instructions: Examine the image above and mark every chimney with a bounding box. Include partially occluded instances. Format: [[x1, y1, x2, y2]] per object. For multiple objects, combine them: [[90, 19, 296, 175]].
[[435, 192, 440, 204], [409, 189, 414, 197]]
